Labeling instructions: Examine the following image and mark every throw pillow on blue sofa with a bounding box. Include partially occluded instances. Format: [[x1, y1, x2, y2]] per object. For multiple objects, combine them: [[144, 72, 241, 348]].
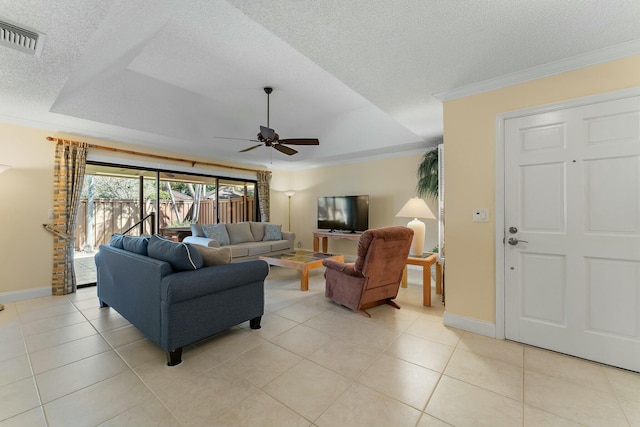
[[109, 233, 125, 249], [147, 235, 203, 271], [122, 235, 151, 255]]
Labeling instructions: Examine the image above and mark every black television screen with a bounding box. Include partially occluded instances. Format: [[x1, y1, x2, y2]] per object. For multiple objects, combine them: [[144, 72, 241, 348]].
[[317, 195, 369, 232]]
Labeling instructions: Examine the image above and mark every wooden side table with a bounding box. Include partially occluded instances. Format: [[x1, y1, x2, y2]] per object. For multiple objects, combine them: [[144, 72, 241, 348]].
[[401, 253, 441, 307]]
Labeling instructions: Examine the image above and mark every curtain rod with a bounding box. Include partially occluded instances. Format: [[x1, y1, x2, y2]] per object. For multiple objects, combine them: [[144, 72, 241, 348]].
[[46, 136, 261, 173]]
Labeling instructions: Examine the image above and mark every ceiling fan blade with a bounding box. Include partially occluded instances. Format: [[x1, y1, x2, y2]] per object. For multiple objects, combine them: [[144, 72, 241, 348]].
[[280, 138, 320, 145], [239, 144, 263, 153], [260, 126, 276, 140], [274, 144, 297, 156], [215, 136, 260, 142]]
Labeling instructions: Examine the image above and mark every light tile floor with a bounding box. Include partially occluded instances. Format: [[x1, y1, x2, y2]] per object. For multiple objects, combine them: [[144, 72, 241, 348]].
[[2, 267, 640, 426]]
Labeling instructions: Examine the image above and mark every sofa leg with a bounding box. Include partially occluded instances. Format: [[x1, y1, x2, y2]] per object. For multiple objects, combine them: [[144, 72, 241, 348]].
[[249, 316, 262, 330], [99, 300, 109, 308], [167, 348, 182, 366]]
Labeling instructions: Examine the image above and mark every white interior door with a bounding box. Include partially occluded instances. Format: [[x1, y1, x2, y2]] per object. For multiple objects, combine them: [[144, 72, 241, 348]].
[[504, 95, 640, 372]]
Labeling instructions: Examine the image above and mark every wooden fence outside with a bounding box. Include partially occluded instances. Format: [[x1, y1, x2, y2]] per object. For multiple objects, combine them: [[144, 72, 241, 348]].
[[75, 197, 256, 250]]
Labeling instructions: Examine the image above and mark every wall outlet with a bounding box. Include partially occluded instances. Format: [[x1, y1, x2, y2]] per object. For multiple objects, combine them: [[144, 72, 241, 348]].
[[472, 208, 489, 222], [48, 209, 54, 219]]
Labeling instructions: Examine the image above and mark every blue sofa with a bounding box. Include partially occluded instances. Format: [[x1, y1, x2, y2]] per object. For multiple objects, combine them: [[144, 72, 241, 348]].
[[95, 235, 269, 366]]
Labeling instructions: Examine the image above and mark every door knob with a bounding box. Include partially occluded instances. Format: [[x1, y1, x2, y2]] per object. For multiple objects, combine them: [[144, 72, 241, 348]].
[[508, 237, 528, 246]]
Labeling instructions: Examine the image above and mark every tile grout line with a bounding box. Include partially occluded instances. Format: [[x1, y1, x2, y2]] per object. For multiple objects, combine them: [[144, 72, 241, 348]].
[[0, 303, 46, 425], [420, 333, 459, 421], [67, 293, 186, 427]]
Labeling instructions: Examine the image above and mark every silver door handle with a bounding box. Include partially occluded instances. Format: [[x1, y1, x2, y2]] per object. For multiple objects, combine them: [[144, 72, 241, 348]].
[[508, 237, 528, 245]]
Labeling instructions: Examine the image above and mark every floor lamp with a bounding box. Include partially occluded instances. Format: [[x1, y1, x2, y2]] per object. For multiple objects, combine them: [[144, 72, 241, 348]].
[[396, 197, 436, 256], [285, 191, 295, 232]]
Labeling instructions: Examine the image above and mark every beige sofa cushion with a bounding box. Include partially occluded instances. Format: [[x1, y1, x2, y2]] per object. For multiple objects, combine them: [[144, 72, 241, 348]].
[[226, 222, 254, 244], [228, 245, 249, 258], [249, 222, 265, 241], [232, 242, 273, 256], [270, 240, 291, 252], [194, 245, 232, 266]]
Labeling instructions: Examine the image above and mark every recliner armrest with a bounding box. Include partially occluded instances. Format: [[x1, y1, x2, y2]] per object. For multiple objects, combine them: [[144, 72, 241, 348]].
[[322, 259, 362, 277]]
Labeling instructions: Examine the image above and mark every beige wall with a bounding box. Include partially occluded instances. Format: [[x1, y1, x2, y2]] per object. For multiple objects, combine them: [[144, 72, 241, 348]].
[[271, 154, 439, 256], [444, 54, 640, 323], [0, 124, 56, 298]]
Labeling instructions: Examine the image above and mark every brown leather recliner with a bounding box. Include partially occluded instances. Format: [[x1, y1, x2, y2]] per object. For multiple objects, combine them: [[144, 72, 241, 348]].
[[322, 226, 414, 317]]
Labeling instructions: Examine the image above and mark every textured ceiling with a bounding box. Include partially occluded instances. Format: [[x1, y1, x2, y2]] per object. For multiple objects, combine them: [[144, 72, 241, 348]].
[[1, 0, 640, 169]]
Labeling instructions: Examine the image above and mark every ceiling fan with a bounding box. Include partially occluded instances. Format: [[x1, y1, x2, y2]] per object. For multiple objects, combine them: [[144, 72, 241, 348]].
[[216, 87, 320, 156]]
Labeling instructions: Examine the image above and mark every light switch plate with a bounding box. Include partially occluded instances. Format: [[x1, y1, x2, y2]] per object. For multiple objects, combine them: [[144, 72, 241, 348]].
[[472, 208, 489, 222]]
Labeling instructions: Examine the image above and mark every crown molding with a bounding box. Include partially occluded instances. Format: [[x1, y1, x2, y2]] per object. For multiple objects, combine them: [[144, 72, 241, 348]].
[[434, 39, 640, 102]]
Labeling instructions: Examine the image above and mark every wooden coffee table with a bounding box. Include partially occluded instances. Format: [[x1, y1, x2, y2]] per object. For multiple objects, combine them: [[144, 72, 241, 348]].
[[260, 249, 344, 291]]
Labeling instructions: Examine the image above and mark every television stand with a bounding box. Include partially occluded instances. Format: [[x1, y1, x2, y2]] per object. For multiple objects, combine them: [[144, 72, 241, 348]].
[[313, 230, 363, 252]]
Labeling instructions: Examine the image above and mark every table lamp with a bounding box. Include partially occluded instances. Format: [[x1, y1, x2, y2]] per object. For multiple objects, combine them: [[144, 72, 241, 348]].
[[396, 197, 436, 256]]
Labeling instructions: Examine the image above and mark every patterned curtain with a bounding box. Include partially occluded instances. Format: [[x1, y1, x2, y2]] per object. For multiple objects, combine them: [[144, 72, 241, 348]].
[[51, 140, 88, 295], [256, 170, 272, 222]]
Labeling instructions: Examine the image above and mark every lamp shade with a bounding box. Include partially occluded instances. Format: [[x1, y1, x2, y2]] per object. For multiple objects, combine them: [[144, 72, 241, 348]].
[[395, 197, 436, 220], [396, 198, 436, 256], [284, 191, 295, 197]]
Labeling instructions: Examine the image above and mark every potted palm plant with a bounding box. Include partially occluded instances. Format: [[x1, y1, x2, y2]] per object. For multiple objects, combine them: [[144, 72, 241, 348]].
[[416, 148, 438, 200], [416, 147, 441, 254]]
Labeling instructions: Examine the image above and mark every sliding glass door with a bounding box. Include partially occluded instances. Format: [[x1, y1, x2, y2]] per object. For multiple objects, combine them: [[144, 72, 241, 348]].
[[73, 162, 257, 285], [76, 163, 258, 252], [77, 165, 157, 252]]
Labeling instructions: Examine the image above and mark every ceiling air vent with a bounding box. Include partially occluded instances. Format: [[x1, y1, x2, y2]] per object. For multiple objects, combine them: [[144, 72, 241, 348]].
[[0, 17, 45, 56]]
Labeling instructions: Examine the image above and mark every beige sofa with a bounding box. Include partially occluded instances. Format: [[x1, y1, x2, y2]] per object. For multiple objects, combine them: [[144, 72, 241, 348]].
[[183, 221, 295, 260]]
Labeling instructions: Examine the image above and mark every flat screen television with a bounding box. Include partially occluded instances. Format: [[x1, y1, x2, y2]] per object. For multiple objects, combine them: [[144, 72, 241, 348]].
[[317, 195, 369, 232]]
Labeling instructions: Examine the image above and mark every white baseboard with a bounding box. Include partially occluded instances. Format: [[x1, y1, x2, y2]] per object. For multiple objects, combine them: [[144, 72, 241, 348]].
[[0, 287, 52, 304], [444, 311, 496, 338]]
